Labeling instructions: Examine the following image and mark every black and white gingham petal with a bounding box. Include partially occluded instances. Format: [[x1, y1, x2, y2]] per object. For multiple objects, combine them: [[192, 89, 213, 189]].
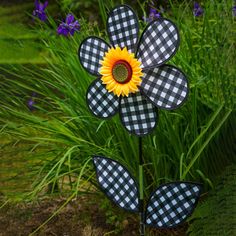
[[145, 182, 201, 228], [140, 65, 188, 110], [93, 156, 139, 212], [107, 5, 139, 52], [87, 79, 119, 118], [120, 92, 158, 136], [79, 36, 110, 75], [136, 19, 179, 69]]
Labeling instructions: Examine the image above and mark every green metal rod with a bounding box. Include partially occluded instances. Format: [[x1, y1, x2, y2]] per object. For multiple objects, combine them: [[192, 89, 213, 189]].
[[139, 137, 145, 236]]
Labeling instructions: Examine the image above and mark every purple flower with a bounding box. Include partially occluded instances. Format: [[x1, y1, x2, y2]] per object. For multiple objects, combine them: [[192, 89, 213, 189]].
[[232, 5, 236, 16], [57, 14, 80, 37], [28, 99, 35, 111], [193, 2, 204, 17], [143, 8, 161, 23], [27, 93, 37, 111], [33, 0, 48, 22]]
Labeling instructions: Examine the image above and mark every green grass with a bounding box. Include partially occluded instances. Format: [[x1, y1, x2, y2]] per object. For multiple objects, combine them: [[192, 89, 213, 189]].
[[0, 23, 38, 39], [187, 164, 236, 236], [0, 0, 235, 204], [0, 39, 46, 64], [0, 3, 49, 64]]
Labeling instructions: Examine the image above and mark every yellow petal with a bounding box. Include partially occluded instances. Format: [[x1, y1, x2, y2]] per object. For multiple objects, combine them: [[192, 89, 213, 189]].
[[114, 84, 122, 97], [130, 60, 141, 68], [131, 75, 142, 83], [101, 76, 114, 84], [106, 80, 117, 91], [122, 84, 129, 97], [128, 81, 138, 92], [101, 59, 112, 67], [100, 67, 112, 76], [132, 67, 142, 73]]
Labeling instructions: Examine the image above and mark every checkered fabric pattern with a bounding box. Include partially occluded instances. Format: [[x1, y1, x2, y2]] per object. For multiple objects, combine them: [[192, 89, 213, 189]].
[[79, 37, 110, 75], [145, 182, 201, 228], [93, 156, 139, 212], [140, 65, 188, 110], [120, 92, 157, 136], [137, 19, 179, 69], [107, 5, 139, 52], [87, 79, 119, 118]]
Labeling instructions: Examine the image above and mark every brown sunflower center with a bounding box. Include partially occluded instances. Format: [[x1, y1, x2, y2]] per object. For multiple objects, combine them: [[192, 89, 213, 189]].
[[112, 60, 132, 84]]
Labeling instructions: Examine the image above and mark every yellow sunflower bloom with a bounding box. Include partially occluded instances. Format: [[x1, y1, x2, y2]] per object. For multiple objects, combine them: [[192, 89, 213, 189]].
[[100, 46, 143, 97]]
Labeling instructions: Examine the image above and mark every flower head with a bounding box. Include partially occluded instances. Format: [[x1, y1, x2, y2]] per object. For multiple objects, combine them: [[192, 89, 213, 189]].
[[28, 99, 35, 111], [33, 0, 48, 22], [100, 46, 143, 97], [79, 5, 188, 136], [57, 14, 80, 37], [193, 2, 204, 17], [232, 5, 236, 16], [149, 8, 161, 20], [27, 92, 37, 111], [143, 8, 161, 22]]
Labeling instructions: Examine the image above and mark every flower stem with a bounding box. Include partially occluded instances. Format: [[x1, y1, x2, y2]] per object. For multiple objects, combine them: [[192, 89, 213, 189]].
[[139, 137, 145, 236]]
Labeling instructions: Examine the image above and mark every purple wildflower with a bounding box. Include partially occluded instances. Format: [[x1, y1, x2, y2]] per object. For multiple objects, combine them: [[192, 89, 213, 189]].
[[27, 99, 35, 111], [33, 0, 48, 22], [232, 5, 236, 16], [193, 2, 204, 17], [27, 93, 37, 111], [150, 8, 161, 19], [57, 14, 80, 37], [143, 8, 161, 23]]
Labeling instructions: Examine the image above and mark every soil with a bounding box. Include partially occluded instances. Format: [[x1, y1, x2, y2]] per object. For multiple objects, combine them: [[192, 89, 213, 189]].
[[0, 194, 188, 236]]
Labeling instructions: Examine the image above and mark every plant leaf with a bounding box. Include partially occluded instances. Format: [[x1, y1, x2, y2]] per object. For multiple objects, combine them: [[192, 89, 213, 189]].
[[93, 155, 139, 212], [145, 182, 201, 228]]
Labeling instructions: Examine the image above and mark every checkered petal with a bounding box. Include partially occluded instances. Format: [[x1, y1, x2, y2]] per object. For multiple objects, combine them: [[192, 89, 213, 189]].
[[136, 19, 179, 69], [79, 36, 110, 75], [107, 5, 139, 52], [145, 182, 202, 228], [93, 155, 139, 212], [87, 79, 119, 118], [140, 65, 188, 110], [120, 92, 158, 136]]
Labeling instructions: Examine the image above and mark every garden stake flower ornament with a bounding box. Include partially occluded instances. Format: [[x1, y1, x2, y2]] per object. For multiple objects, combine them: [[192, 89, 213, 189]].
[[32, 0, 48, 22], [78, 5, 202, 236], [57, 14, 80, 37], [79, 5, 189, 137]]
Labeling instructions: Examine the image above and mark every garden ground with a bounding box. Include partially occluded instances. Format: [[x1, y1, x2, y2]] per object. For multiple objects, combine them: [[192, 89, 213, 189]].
[[0, 195, 188, 236]]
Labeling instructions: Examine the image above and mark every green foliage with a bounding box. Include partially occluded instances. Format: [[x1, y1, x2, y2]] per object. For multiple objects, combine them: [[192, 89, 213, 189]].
[[187, 164, 236, 236], [99, 197, 125, 234], [0, 0, 235, 203], [0, 3, 45, 64], [59, 0, 98, 11]]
